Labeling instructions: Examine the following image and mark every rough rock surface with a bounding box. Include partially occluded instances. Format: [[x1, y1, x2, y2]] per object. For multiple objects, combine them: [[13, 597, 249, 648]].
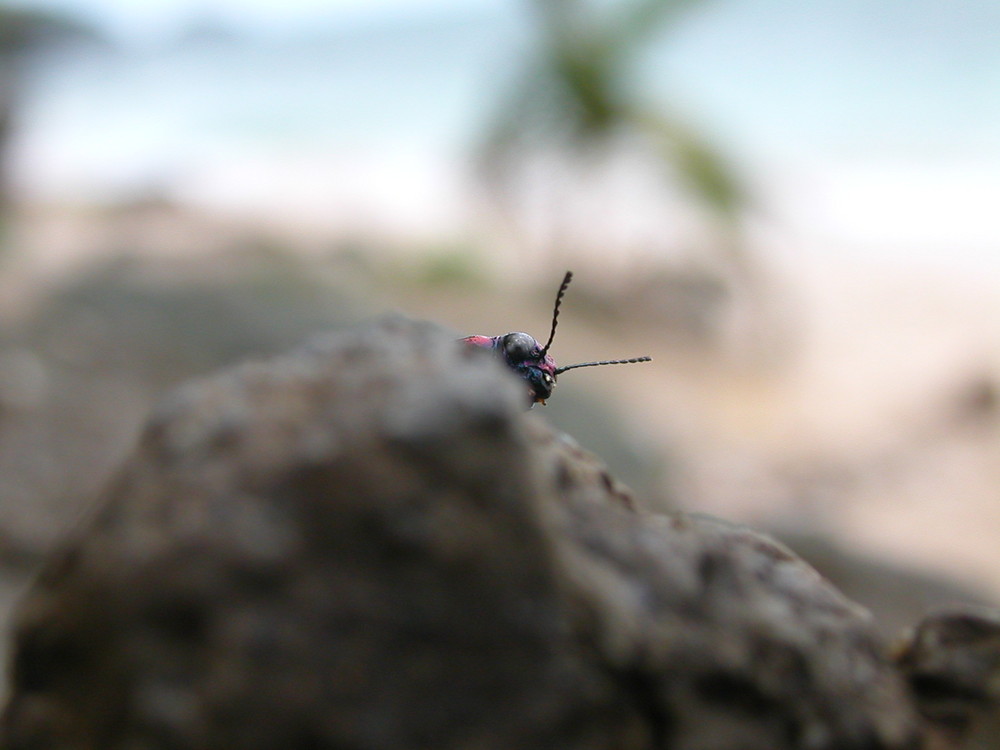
[[0, 317, 918, 749], [895, 607, 1000, 749]]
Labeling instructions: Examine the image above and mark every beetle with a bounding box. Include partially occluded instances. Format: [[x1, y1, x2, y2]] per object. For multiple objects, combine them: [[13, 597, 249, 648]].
[[462, 271, 652, 406]]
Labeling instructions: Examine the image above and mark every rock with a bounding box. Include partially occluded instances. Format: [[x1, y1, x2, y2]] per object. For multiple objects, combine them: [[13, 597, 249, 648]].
[[0, 317, 918, 749], [894, 607, 1000, 749]]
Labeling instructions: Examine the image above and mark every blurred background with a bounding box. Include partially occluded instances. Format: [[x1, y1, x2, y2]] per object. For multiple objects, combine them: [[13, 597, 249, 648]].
[[1, 0, 999, 665]]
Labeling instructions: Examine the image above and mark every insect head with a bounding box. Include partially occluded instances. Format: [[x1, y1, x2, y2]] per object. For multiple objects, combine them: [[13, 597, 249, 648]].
[[462, 271, 652, 406]]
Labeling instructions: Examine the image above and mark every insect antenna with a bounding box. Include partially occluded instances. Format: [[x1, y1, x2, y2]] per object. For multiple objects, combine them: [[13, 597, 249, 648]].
[[540, 270, 573, 357], [555, 356, 652, 375]]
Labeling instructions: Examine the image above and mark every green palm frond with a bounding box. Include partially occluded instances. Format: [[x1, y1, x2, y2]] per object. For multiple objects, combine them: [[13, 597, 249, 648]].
[[632, 106, 745, 217], [480, 0, 745, 221]]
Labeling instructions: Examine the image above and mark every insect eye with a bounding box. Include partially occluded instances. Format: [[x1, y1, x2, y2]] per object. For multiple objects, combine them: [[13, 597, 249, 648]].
[[502, 332, 538, 363]]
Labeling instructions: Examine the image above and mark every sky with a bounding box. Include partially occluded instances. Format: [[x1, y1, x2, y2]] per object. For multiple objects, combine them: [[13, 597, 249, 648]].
[[9, 0, 499, 39]]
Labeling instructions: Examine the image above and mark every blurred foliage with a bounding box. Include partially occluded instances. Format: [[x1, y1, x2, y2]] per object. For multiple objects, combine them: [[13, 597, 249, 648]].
[[14, 256, 369, 380], [0, 5, 98, 57], [480, 0, 744, 221], [410, 245, 488, 288], [0, 4, 101, 233]]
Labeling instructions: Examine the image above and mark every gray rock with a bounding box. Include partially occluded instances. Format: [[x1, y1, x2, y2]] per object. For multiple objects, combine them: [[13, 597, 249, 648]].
[[0, 317, 918, 749], [895, 607, 1000, 750]]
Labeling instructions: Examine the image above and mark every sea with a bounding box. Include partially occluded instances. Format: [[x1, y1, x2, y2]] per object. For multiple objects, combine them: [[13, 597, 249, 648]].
[[10, 0, 1000, 271]]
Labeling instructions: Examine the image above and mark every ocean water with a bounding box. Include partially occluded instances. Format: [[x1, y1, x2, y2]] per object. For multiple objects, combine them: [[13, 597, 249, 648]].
[[13, 8, 521, 229], [10, 0, 1000, 266]]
